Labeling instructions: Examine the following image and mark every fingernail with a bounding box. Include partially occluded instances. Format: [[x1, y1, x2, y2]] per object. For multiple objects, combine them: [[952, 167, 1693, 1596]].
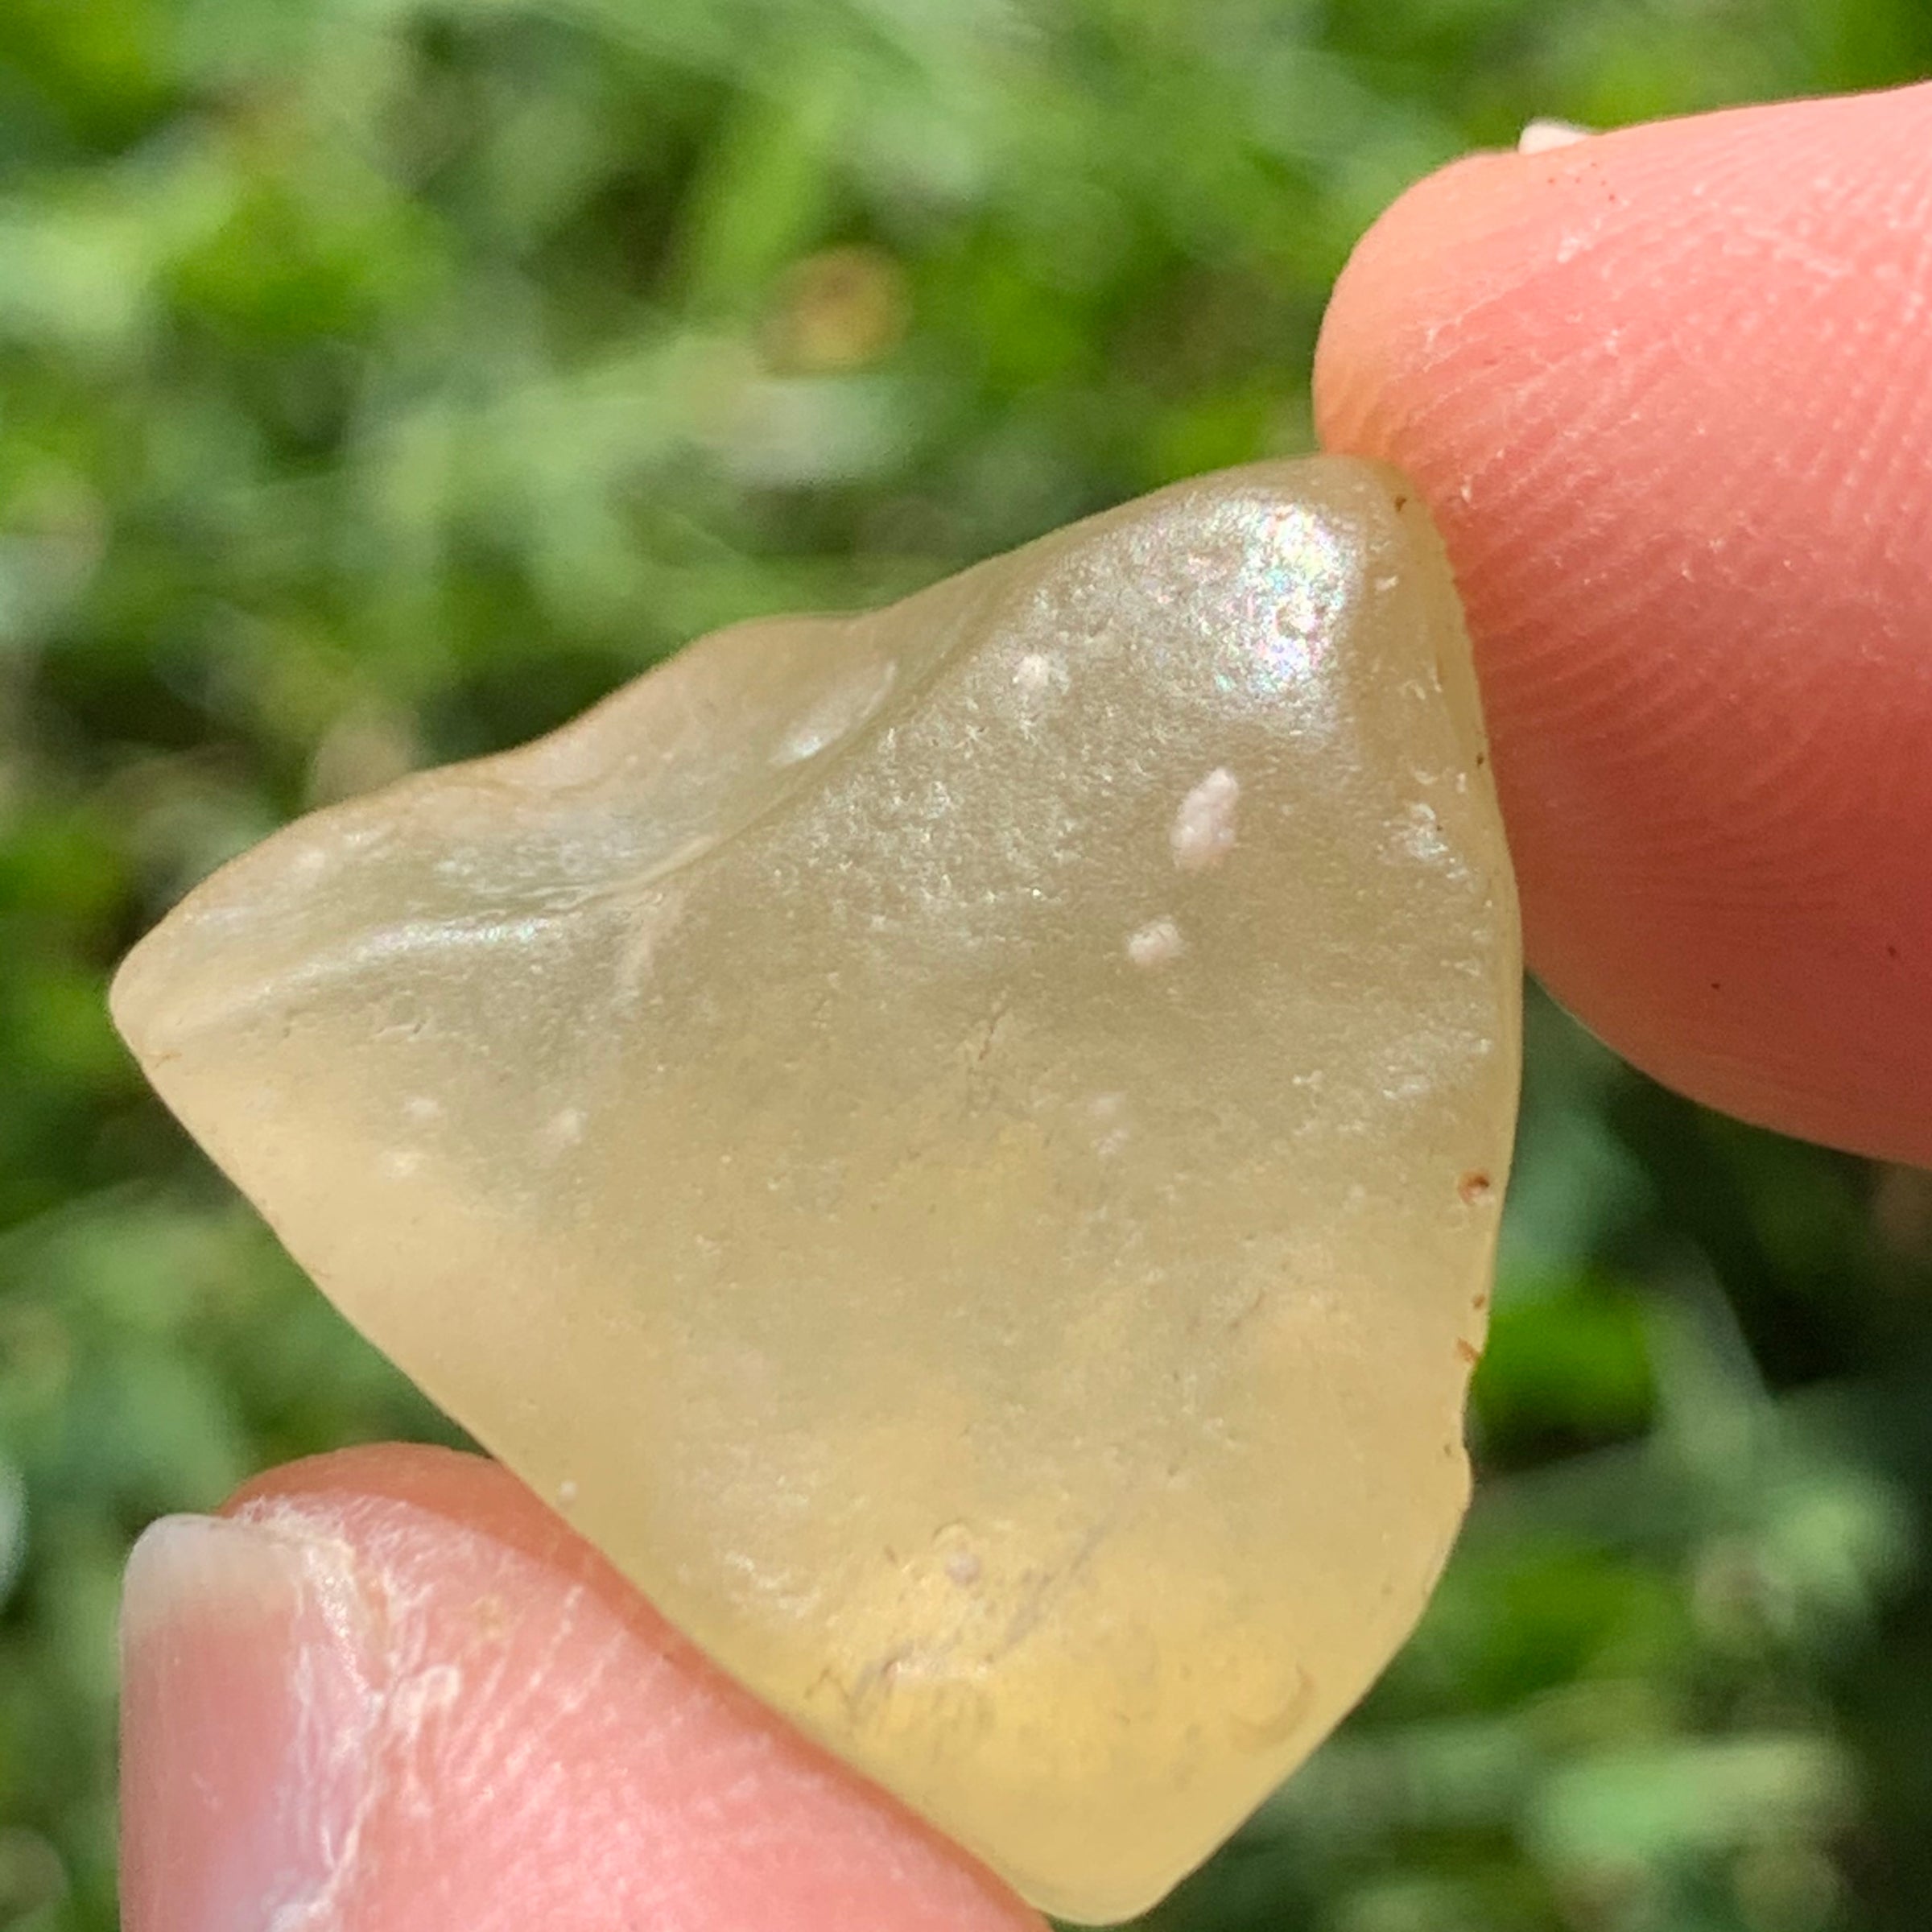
[[1518, 118, 1594, 155], [120, 1513, 382, 1932]]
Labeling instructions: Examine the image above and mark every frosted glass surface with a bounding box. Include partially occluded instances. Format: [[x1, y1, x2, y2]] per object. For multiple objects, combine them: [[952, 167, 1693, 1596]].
[[114, 458, 1521, 1922]]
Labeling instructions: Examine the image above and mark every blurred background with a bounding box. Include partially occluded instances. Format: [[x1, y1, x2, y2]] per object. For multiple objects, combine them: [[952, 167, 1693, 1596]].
[[2, 2, 1930, 1929]]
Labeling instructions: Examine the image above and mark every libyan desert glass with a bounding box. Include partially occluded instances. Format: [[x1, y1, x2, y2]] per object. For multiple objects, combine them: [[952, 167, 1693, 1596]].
[[112, 456, 1520, 1922]]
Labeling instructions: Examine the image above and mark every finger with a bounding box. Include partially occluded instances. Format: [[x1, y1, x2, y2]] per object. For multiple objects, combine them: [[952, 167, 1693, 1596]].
[[120, 1443, 1046, 1932], [1313, 82, 1932, 1165]]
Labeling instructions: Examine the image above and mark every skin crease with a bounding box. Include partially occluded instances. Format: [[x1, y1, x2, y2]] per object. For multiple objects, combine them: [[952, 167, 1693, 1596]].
[[1315, 80, 1932, 1166], [122, 82, 1931, 1932]]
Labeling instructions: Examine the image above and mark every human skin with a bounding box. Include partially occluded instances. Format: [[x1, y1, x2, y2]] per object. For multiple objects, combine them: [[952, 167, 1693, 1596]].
[[1316, 81, 1932, 1167], [120, 79, 1932, 1932]]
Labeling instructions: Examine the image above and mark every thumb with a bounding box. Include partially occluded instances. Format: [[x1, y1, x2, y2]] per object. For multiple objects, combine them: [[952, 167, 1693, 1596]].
[[1315, 81, 1932, 1165], [119, 1444, 1045, 1932]]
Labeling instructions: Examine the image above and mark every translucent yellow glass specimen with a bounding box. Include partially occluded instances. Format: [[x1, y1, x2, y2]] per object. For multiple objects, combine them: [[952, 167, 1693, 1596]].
[[112, 457, 1520, 1923]]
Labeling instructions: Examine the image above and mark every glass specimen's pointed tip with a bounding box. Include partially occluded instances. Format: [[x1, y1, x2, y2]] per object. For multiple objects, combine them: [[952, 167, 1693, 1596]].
[[108, 880, 261, 1089], [108, 919, 185, 1072]]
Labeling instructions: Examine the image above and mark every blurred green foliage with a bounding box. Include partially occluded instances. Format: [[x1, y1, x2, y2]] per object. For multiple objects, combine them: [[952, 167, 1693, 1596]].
[[2, 3, 1930, 1929]]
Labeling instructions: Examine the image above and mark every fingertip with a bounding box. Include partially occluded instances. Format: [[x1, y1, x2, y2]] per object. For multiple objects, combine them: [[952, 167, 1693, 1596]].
[[1315, 84, 1932, 1164], [120, 1513, 381, 1932], [123, 1446, 1046, 1932]]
